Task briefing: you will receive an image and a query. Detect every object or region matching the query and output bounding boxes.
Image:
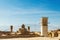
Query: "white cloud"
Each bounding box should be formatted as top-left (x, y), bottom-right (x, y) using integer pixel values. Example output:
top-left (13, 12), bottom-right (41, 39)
top-left (48, 24), bottom-right (60, 30)
top-left (12, 8), bottom-right (60, 15)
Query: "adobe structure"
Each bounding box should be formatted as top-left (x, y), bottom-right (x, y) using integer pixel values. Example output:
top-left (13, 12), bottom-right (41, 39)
top-left (40, 17), bottom-right (48, 37)
top-left (10, 25), bottom-right (13, 33)
top-left (17, 24), bottom-right (29, 35)
top-left (0, 17), bottom-right (60, 38)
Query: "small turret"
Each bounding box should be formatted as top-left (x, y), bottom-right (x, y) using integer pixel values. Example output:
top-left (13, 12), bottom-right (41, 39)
top-left (28, 26), bottom-right (30, 32)
top-left (10, 25), bottom-right (13, 32)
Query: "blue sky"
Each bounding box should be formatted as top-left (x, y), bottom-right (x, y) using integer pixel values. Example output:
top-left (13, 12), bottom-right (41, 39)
top-left (0, 0), bottom-right (60, 32)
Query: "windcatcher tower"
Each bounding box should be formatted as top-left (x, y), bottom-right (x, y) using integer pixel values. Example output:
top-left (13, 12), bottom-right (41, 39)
top-left (28, 26), bottom-right (30, 32)
top-left (10, 25), bottom-right (13, 32)
top-left (40, 17), bottom-right (48, 37)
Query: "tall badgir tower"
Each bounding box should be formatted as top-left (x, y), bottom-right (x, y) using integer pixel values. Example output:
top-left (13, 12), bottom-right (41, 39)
top-left (40, 17), bottom-right (48, 37)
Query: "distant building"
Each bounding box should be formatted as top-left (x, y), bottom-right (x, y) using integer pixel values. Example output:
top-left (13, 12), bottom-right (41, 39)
top-left (17, 24), bottom-right (30, 35)
top-left (0, 31), bottom-right (11, 36)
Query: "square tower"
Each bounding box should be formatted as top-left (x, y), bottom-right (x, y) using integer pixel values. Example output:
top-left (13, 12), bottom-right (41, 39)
top-left (40, 17), bottom-right (48, 37)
